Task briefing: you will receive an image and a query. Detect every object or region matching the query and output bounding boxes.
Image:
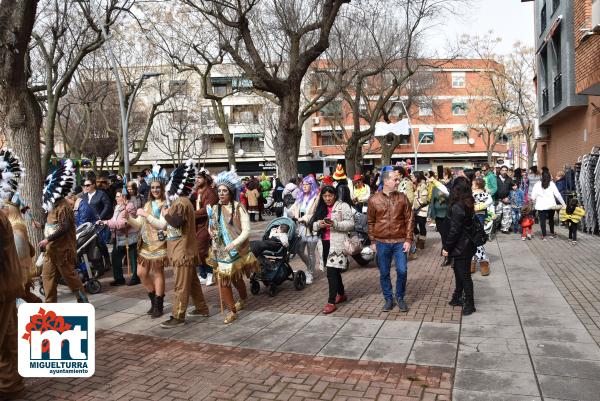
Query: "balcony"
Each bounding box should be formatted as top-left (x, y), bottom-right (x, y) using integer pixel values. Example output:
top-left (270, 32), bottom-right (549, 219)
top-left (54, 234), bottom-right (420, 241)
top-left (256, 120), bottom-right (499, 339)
top-left (553, 74), bottom-right (562, 107)
top-left (542, 88), bottom-right (549, 116)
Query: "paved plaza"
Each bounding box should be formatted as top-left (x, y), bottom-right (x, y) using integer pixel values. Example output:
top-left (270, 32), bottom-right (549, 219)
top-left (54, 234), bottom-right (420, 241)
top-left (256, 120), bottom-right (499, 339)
top-left (18, 220), bottom-right (600, 401)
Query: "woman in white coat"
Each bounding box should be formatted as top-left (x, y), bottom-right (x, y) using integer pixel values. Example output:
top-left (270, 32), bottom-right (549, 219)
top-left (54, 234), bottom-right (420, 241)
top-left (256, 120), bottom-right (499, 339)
top-left (531, 169), bottom-right (565, 240)
top-left (309, 186), bottom-right (354, 314)
top-left (287, 176), bottom-right (320, 284)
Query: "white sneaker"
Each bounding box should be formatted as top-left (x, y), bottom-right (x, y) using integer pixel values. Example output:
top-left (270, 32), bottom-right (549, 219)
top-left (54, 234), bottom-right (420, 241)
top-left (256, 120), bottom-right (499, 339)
top-left (205, 273), bottom-right (215, 286)
top-left (199, 275), bottom-right (207, 285)
top-left (305, 272), bottom-right (313, 285)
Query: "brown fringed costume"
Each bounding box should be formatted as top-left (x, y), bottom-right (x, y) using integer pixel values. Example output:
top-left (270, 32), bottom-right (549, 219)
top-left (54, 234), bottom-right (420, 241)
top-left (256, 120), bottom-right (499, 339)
top-left (164, 196), bottom-right (209, 320)
top-left (0, 212), bottom-right (25, 399)
top-left (192, 186), bottom-right (218, 265)
top-left (42, 198), bottom-right (85, 302)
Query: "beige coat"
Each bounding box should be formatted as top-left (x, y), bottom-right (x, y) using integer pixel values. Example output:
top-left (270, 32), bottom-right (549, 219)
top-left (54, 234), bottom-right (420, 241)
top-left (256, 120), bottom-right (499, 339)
top-left (288, 196), bottom-right (318, 238)
top-left (312, 201), bottom-right (354, 270)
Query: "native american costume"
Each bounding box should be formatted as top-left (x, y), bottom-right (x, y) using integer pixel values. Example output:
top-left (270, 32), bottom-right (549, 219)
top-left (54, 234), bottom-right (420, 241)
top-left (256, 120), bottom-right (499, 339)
top-left (0, 148), bottom-right (26, 398)
top-left (41, 159), bottom-right (87, 303)
top-left (207, 170), bottom-right (258, 323)
top-left (0, 149), bottom-right (41, 303)
top-left (157, 160), bottom-right (209, 326)
top-left (127, 164), bottom-right (168, 271)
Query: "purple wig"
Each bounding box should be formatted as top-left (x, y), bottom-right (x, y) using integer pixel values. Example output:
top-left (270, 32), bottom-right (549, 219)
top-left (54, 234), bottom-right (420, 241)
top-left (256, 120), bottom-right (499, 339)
top-left (296, 175), bottom-right (319, 204)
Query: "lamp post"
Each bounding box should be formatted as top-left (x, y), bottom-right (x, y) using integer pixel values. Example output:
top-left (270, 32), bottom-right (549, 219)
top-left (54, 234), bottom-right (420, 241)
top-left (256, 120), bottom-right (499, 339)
top-left (80, 1), bottom-right (160, 179)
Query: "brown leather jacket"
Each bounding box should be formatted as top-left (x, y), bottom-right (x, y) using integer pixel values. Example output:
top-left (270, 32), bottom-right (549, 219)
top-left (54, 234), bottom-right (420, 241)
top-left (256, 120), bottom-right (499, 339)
top-left (367, 190), bottom-right (414, 243)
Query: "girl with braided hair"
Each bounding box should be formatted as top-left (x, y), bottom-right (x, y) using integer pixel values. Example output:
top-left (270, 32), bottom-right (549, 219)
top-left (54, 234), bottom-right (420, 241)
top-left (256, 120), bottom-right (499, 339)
top-left (207, 170), bottom-right (259, 324)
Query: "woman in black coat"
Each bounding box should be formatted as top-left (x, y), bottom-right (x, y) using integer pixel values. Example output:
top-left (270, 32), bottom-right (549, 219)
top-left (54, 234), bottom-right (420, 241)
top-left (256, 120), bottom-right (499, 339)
top-left (442, 176), bottom-right (477, 315)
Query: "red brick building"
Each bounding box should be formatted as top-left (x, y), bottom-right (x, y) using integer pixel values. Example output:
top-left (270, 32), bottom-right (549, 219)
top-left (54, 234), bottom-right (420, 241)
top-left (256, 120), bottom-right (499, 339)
top-left (309, 59), bottom-right (508, 173)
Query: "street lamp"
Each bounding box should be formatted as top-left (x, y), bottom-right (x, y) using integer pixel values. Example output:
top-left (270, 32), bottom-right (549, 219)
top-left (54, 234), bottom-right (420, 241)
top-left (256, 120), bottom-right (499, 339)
top-left (123, 72), bottom-right (162, 179)
top-left (397, 100), bottom-right (420, 171)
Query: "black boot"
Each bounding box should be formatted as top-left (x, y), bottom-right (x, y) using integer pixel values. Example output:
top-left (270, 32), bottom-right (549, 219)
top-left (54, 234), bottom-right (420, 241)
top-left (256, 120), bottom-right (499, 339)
top-left (448, 292), bottom-right (463, 306)
top-left (462, 302), bottom-right (476, 315)
top-left (147, 292), bottom-right (156, 315)
top-left (152, 295), bottom-right (164, 318)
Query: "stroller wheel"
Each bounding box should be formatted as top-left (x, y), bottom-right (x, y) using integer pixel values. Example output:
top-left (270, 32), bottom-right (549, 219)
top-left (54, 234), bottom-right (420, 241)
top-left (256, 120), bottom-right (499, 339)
top-left (268, 285), bottom-right (277, 297)
top-left (85, 279), bottom-right (102, 294)
top-left (293, 271), bottom-right (306, 291)
top-left (39, 280), bottom-right (45, 297)
top-left (250, 280), bottom-right (260, 295)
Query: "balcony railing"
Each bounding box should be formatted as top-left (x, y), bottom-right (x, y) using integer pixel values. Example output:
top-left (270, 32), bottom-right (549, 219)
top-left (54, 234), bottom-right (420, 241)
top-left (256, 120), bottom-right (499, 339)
top-left (542, 88), bottom-right (549, 116)
top-left (553, 74), bottom-right (562, 107)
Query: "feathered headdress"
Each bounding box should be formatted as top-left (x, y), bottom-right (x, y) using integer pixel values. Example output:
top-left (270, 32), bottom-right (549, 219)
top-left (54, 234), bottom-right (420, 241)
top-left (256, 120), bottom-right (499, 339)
top-left (166, 159), bottom-right (197, 199)
top-left (42, 159), bottom-right (76, 211)
top-left (214, 169), bottom-right (241, 194)
top-left (144, 162), bottom-right (168, 185)
top-left (0, 148), bottom-right (25, 205)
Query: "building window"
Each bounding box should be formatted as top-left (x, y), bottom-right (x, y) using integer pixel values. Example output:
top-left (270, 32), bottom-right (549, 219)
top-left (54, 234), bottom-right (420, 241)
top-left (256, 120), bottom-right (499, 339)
top-left (172, 110), bottom-right (188, 124)
top-left (552, 0), bottom-right (560, 14)
top-left (498, 133), bottom-right (510, 144)
top-left (451, 72), bottom-right (466, 88)
top-left (541, 3), bottom-right (547, 33)
top-left (174, 137), bottom-right (186, 150)
top-left (234, 135), bottom-right (263, 153)
top-left (399, 135), bottom-right (410, 145)
top-left (231, 78), bottom-right (253, 90)
top-left (551, 28), bottom-right (562, 107)
top-left (201, 107), bottom-right (215, 125)
top-left (230, 105), bottom-right (261, 124)
top-left (452, 100), bottom-right (467, 116)
top-left (320, 100), bottom-right (343, 119)
top-left (418, 99), bottom-right (433, 116)
top-left (168, 80), bottom-right (188, 96)
top-left (318, 130), bottom-right (343, 146)
top-left (212, 84), bottom-right (228, 97)
top-left (452, 130), bottom-right (469, 144)
top-left (419, 131), bottom-right (434, 144)
top-left (132, 140), bottom-right (148, 153)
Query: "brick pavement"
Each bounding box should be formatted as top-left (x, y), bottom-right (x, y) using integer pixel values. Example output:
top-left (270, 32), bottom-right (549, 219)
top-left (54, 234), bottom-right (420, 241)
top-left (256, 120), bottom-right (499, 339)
top-left (90, 219), bottom-right (461, 324)
top-left (22, 330), bottom-right (453, 401)
top-left (525, 225), bottom-right (600, 345)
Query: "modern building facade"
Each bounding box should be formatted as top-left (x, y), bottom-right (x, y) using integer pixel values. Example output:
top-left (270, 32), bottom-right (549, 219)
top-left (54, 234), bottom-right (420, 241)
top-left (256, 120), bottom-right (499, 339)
top-left (309, 59), bottom-right (508, 173)
top-left (525, 0), bottom-right (600, 174)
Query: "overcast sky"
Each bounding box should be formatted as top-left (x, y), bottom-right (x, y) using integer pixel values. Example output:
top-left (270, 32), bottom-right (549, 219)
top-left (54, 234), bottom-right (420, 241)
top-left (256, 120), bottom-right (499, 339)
top-left (426, 0), bottom-right (535, 56)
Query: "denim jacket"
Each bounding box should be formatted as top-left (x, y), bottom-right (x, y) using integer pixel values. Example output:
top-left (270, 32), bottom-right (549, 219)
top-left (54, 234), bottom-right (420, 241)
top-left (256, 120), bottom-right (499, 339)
top-left (510, 189), bottom-right (525, 209)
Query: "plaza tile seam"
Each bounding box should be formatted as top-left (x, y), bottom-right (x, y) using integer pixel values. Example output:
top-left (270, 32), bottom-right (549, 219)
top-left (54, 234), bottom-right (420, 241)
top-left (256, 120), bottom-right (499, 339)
top-left (496, 239), bottom-right (546, 400)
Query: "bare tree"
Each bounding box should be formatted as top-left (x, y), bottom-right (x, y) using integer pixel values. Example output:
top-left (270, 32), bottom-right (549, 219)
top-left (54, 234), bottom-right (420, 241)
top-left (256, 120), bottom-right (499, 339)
top-left (181, 0), bottom-right (351, 181)
top-left (461, 33), bottom-right (528, 165)
top-left (151, 91), bottom-right (208, 166)
top-left (0, 0), bottom-right (44, 245)
top-left (29, 0), bottom-right (133, 176)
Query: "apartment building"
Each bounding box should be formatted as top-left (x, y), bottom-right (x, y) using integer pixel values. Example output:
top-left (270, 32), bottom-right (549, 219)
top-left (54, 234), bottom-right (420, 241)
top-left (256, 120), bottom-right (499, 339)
top-left (524, 0), bottom-right (600, 174)
top-left (309, 59), bottom-right (508, 172)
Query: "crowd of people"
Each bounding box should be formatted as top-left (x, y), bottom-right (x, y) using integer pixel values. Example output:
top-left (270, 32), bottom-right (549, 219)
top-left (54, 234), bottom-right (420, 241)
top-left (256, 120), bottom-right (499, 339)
top-left (0, 146), bottom-right (589, 399)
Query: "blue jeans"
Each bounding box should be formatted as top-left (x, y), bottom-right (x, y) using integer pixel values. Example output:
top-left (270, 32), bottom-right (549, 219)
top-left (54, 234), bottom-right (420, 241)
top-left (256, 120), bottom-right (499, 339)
top-left (197, 265), bottom-right (213, 279)
top-left (376, 241), bottom-right (408, 301)
top-left (511, 208), bottom-right (521, 232)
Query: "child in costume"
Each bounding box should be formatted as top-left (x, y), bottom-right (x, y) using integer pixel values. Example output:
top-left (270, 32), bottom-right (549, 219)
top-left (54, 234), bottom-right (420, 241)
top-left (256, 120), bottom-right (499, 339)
top-left (560, 198), bottom-right (585, 244)
top-left (520, 202), bottom-right (535, 240)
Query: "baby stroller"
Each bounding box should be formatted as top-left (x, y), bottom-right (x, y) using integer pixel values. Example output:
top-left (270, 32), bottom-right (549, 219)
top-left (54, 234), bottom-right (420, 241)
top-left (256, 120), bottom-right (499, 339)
top-left (39, 222), bottom-right (103, 296)
top-left (249, 217), bottom-right (306, 297)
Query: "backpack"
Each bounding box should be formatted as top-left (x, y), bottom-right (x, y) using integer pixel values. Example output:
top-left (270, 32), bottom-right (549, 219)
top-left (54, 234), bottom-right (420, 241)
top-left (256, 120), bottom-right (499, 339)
top-left (467, 214), bottom-right (487, 247)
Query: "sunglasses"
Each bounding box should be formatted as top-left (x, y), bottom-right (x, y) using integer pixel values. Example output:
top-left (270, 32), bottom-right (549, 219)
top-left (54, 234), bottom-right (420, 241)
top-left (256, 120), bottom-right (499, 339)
top-left (83, 184), bottom-right (92, 187)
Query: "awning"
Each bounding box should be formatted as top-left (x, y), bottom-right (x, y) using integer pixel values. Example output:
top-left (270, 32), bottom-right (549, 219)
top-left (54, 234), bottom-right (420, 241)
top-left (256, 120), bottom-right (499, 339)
top-left (210, 77), bottom-right (230, 84)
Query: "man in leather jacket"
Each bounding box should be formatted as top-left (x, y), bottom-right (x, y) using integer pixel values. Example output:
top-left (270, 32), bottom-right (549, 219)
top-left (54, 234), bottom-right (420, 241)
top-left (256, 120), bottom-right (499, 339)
top-left (367, 169), bottom-right (414, 313)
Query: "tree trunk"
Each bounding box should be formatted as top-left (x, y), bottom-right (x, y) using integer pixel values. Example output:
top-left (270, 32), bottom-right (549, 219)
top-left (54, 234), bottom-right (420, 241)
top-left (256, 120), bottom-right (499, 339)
top-left (487, 148), bottom-right (493, 165)
top-left (345, 135), bottom-right (364, 178)
top-left (0, 0), bottom-right (43, 249)
top-left (379, 136), bottom-right (402, 167)
top-left (275, 92), bottom-right (302, 182)
top-left (213, 100), bottom-right (236, 169)
top-left (3, 89), bottom-right (45, 249)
